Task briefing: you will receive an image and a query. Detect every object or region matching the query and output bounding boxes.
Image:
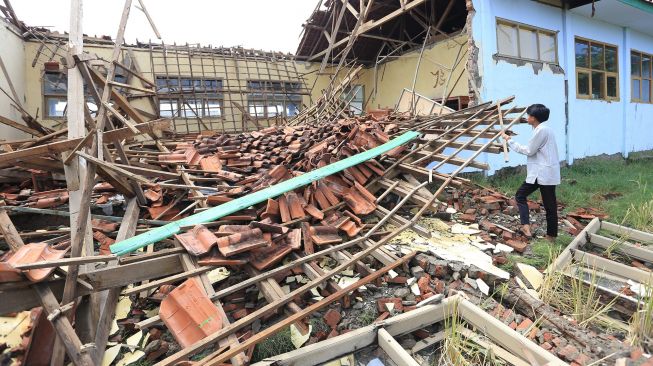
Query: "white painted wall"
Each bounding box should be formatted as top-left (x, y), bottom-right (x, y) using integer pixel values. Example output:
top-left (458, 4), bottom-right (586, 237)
top-left (472, 0), bottom-right (567, 175)
top-left (0, 18), bottom-right (27, 141)
top-left (564, 12), bottom-right (626, 161)
top-left (625, 29), bottom-right (653, 155)
top-left (470, 0), bottom-right (653, 175)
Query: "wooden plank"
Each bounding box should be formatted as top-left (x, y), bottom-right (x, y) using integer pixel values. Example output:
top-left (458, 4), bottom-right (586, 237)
top-left (92, 198), bottom-right (140, 364)
top-left (0, 206), bottom-right (25, 251)
top-left (0, 114), bottom-right (43, 136)
top-left (458, 328), bottom-right (530, 366)
top-left (32, 283), bottom-right (94, 366)
top-left (0, 279), bottom-right (91, 315)
top-left (589, 233), bottom-right (653, 264)
top-left (13, 255), bottom-right (117, 270)
top-left (601, 221), bottom-right (653, 244)
top-left (193, 253), bottom-right (415, 366)
top-left (0, 120), bottom-right (170, 165)
top-left (457, 299), bottom-right (566, 365)
top-left (378, 328), bottom-right (420, 366)
top-left (573, 250), bottom-right (653, 284)
top-left (121, 266), bottom-right (215, 295)
top-left (136, 0), bottom-right (162, 39)
top-left (308, 0), bottom-right (427, 61)
top-left (547, 217), bottom-right (600, 273)
top-left (85, 254), bottom-right (183, 291)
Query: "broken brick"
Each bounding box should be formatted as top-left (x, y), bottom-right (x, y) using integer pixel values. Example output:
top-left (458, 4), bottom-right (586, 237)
top-left (324, 309), bottom-right (341, 329)
top-left (459, 213), bottom-right (477, 222)
top-left (557, 345), bottom-right (580, 362)
top-left (573, 353), bottom-right (592, 365)
top-left (506, 239), bottom-right (528, 253)
top-left (516, 318), bottom-right (533, 332)
top-left (377, 298), bottom-right (403, 313)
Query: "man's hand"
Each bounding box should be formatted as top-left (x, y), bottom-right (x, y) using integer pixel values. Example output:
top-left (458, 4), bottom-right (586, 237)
top-left (501, 131), bottom-right (511, 141)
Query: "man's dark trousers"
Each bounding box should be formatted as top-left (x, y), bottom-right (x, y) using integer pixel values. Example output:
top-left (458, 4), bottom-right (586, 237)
top-left (515, 179), bottom-right (558, 237)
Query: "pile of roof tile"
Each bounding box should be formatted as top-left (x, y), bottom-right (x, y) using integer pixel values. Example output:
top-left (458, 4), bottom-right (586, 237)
top-left (153, 120), bottom-right (406, 270)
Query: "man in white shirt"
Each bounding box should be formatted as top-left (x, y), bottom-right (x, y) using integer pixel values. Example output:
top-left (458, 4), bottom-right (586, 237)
top-left (501, 104), bottom-right (560, 241)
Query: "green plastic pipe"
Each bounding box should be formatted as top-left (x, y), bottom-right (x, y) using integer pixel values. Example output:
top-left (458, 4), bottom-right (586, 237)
top-left (110, 130), bottom-right (419, 256)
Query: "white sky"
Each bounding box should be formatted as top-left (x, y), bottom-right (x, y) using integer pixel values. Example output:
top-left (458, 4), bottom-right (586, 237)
top-left (10, 0), bottom-right (320, 53)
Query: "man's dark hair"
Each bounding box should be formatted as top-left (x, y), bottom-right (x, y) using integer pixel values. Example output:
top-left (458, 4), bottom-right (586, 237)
top-left (526, 104), bottom-right (550, 123)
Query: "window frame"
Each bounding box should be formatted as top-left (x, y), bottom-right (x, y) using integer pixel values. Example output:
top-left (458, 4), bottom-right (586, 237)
top-left (341, 85), bottom-right (365, 116)
top-left (631, 49), bottom-right (652, 104)
top-left (43, 72), bottom-right (68, 119)
top-left (43, 71), bottom-right (128, 119)
top-left (246, 80), bottom-right (303, 119)
top-left (495, 18), bottom-right (559, 64)
top-left (155, 75), bottom-right (224, 119)
top-left (574, 37), bottom-right (619, 101)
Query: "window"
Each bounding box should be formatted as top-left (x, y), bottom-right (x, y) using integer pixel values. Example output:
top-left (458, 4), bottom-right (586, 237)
top-left (632, 50), bottom-right (652, 103)
top-left (496, 19), bottom-right (558, 63)
top-left (43, 71), bottom-right (125, 118)
top-left (246, 80), bottom-right (303, 119)
top-left (341, 85), bottom-right (364, 116)
top-left (156, 76), bottom-right (223, 118)
top-left (575, 38), bottom-right (618, 100)
top-left (43, 72), bottom-right (68, 118)
top-left (155, 76), bottom-right (223, 94)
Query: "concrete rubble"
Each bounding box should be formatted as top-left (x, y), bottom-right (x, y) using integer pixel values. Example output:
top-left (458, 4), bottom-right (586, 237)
top-left (0, 1), bottom-right (652, 366)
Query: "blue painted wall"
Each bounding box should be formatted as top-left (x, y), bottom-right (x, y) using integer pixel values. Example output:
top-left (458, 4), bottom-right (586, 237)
top-left (470, 0), bottom-right (653, 175)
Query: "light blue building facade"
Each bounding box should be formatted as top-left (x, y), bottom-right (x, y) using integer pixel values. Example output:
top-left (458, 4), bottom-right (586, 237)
top-left (470, 0), bottom-right (653, 173)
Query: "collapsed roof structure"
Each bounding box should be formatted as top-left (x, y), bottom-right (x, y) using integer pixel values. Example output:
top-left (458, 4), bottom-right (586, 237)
top-left (0, 0), bottom-right (652, 365)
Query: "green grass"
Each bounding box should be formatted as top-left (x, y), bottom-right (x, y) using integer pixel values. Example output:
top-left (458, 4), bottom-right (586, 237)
top-left (475, 153), bottom-right (653, 270)
top-left (250, 327), bottom-right (295, 363)
top-left (474, 154), bottom-right (653, 224)
top-left (498, 234), bottom-right (570, 272)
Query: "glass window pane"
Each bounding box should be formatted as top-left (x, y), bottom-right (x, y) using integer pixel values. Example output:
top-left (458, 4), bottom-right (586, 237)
top-left (159, 99), bottom-right (177, 117)
top-left (44, 73), bottom-right (67, 94)
top-left (633, 79), bottom-right (641, 100)
top-left (591, 44), bottom-right (604, 70)
top-left (204, 100), bottom-right (221, 117)
top-left (497, 23), bottom-right (518, 57)
top-left (631, 52), bottom-right (642, 77)
top-left (539, 32), bottom-right (556, 62)
top-left (578, 72), bottom-right (590, 95)
top-left (606, 75), bottom-right (617, 98)
top-left (46, 97), bottom-right (67, 117)
top-left (86, 101), bottom-right (98, 116)
top-left (114, 75), bottom-right (128, 84)
top-left (248, 103), bottom-right (265, 118)
top-left (591, 71), bottom-right (604, 99)
top-left (349, 102), bottom-right (363, 115)
top-left (286, 102), bottom-right (300, 117)
top-left (519, 28), bottom-right (538, 60)
top-left (575, 40), bottom-right (589, 68)
top-left (643, 80), bottom-right (651, 103)
top-left (643, 55), bottom-right (651, 78)
top-left (267, 103), bottom-right (283, 117)
top-left (181, 100), bottom-right (200, 117)
top-left (181, 78), bottom-right (193, 91)
top-left (605, 47), bottom-right (617, 72)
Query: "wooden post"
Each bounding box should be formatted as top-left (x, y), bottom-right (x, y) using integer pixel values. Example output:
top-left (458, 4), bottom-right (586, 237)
top-left (497, 104), bottom-right (509, 162)
top-left (91, 198), bottom-right (140, 365)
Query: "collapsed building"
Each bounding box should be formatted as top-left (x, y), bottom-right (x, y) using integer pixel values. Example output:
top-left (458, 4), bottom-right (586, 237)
top-left (0, 0), bottom-right (652, 365)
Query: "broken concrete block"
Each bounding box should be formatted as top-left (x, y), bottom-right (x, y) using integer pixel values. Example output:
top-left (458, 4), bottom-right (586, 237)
top-left (410, 265), bottom-right (425, 278)
top-left (476, 278), bottom-right (489, 295)
top-left (516, 263), bottom-right (544, 290)
top-left (394, 287), bottom-right (411, 298)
